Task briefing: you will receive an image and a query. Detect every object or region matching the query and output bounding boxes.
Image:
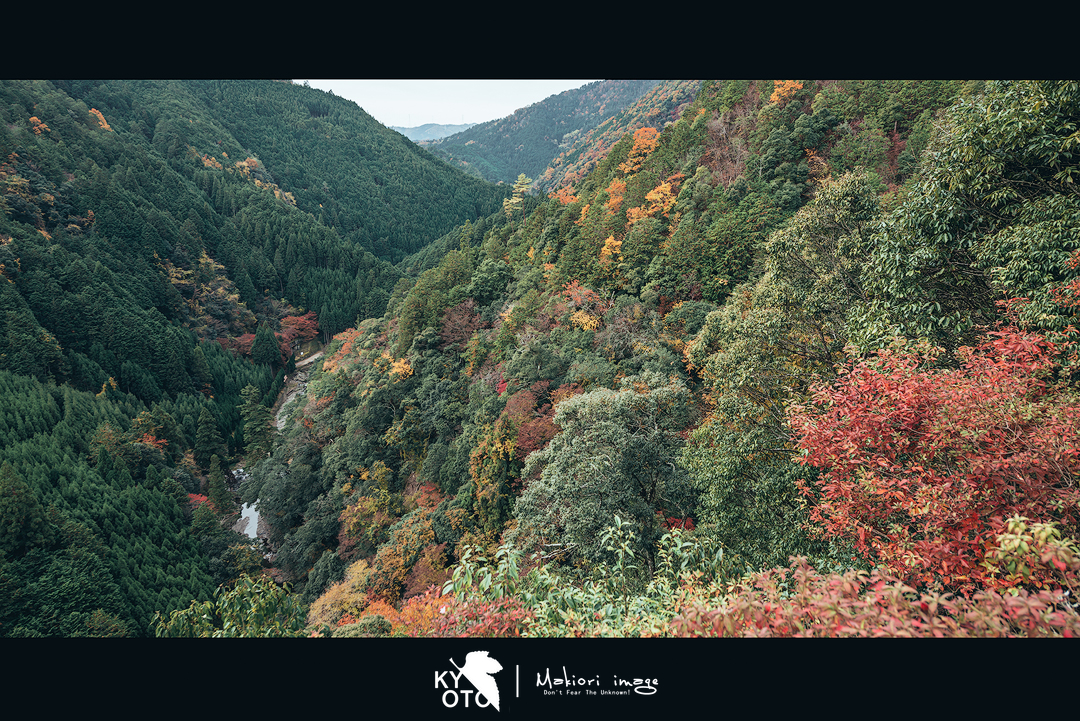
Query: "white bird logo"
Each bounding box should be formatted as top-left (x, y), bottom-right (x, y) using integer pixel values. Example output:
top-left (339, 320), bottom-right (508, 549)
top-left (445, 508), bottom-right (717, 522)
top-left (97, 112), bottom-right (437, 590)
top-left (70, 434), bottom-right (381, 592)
top-left (451, 651), bottom-right (503, 711)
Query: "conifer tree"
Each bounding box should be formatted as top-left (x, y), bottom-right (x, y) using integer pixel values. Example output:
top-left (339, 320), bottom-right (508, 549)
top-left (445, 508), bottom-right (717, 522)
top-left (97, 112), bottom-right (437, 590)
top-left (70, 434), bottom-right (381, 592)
top-left (250, 323), bottom-right (279, 368)
top-left (192, 346), bottom-right (214, 395)
top-left (207, 455), bottom-right (236, 516)
top-left (195, 407), bottom-right (227, 471)
top-left (503, 173), bottom-right (532, 221)
top-left (240, 384), bottom-right (275, 460)
top-left (0, 463), bottom-right (52, 559)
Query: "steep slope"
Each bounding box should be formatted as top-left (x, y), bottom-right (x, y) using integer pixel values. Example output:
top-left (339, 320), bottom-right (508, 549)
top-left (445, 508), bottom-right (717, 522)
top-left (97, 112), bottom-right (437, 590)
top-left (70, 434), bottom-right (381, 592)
top-left (272, 80), bottom-right (1051, 636)
top-left (535, 80), bottom-right (703, 192)
top-left (0, 77), bottom-right (513, 636)
top-left (107, 80), bottom-right (509, 264)
top-left (423, 80), bottom-right (659, 185)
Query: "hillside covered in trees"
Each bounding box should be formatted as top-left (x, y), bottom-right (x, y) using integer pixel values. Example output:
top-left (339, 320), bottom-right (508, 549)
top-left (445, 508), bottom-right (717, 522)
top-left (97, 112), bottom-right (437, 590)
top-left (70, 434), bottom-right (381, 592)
top-left (192, 79), bottom-right (1080, 638)
top-left (5, 79), bottom-right (1080, 639)
top-left (0, 78), bottom-right (507, 636)
top-left (423, 80), bottom-right (660, 185)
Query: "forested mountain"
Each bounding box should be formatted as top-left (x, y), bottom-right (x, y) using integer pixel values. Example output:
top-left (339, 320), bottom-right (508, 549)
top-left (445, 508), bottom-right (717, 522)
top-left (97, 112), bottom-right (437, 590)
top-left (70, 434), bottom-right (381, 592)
top-left (535, 80), bottom-right (703, 192)
top-left (0, 78), bottom-right (508, 636)
top-left (215, 79), bottom-right (1080, 638)
top-left (6, 79), bottom-right (1080, 639)
top-left (423, 80), bottom-right (660, 185)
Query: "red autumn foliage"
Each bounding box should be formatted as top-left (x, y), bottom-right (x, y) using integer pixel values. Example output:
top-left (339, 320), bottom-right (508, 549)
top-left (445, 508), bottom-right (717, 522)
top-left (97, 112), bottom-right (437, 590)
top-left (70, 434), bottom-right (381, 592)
top-left (502, 386), bottom-right (559, 462)
top-left (671, 557), bottom-right (1080, 637)
top-left (789, 327), bottom-right (1080, 595)
top-left (279, 311), bottom-right (320, 345)
top-left (425, 595), bottom-right (535, 638)
top-left (188, 493), bottom-right (215, 512)
top-left (659, 513), bottom-right (696, 531)
top-left (439, 299), bottom-right (481, 352)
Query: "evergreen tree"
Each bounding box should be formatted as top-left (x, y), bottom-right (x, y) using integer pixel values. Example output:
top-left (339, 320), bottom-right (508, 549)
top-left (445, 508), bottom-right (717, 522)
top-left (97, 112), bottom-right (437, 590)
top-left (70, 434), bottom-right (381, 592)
top-left (0, 463), bottom-right (53, 559)
top-left (250, 323), bottom-right (279, 368)
top-left (207, 455), bottom-right (236, 516)
top-left (192, 346), bottom-right (214, 395)
top-left (240, 384), bottom-right (275, 460)
top-left (195, 407), bottom-right (227, 471)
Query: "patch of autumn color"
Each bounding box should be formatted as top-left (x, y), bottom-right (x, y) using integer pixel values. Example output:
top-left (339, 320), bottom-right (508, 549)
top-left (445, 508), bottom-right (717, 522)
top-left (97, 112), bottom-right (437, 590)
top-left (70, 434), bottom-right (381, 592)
top-left (395, 586), bottom-right (453, 636)
top-left (29, 117), bottom-right (49, 135)
top-left (306, 559), bottom-right (373, 628)
top-left (806, 148), bottom-right (831, 184)
top-left (89, 108), bottom-right (112, 131)
top-left (135, 432), bottom-right (168, 452)
top-left (358, 598), bottom-right (400, 627)
top-left (628, 179), bottom-right (679, 224)
top-left (599, 235), bottom-right (622, 264)
top-left (789, 327), bottom-right (1080, 596)
top-left (321, 328), bottom-right (361, 374)
top-left (576, 203), bottom-right (590, 225)
top-left (201, 154), bottom-right (223, 169)
top-left (770, 80), bottom-right (804, 107)
top-left (562, 279), bottom-right (601, 307)
top-left (570, 309), bottom-right (600, 331)
top-left (604, 178), bottom-right (626, 214)
top-left (236, 157), bottom-right (260, 174)
top-left (389, 356), bottom-right (413, 381)
top-left (188, 493), bottom-right (211, 510)
top-left (549, 186), bottom-right (578, 205)
top-left (618, 127), bottom-right (661, 175)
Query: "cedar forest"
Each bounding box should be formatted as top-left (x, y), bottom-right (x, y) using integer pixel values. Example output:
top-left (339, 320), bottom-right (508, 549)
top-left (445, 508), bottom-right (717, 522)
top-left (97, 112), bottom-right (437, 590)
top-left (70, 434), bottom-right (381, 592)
top-left (1, 79), bottom-right (1078, 638)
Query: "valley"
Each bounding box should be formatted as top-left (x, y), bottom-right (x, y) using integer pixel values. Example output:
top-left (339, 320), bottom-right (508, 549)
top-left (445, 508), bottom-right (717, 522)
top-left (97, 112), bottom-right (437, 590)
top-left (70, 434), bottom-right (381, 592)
top-left (2, 79), bottom-right (1078, 639)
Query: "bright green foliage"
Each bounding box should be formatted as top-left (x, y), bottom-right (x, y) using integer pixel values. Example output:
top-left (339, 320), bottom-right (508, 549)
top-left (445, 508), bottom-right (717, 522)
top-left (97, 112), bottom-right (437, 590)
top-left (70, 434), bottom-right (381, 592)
top-left (853, 80), bottom-right (1080, 354)
top-left (154, 574), bottom-right (307, 637)
top-left (443, 527), bottom-right (731, 637)
top-left (513, 371), bottom-right (695, 573)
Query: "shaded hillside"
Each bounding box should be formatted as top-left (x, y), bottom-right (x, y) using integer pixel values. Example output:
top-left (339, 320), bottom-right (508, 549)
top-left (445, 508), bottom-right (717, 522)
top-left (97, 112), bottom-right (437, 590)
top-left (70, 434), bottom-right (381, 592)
top-left (424, 80), bottom-right (659, 185)
top-left (168, 80), bottom-right (509, 263)
top-left (0, 77), bottom-right (510, 636)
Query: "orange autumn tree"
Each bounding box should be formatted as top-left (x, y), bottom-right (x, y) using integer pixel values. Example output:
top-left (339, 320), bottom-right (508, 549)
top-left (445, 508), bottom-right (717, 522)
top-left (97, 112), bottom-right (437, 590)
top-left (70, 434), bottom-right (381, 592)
top-left (604, 178), bottom-right (626, 214)
top-left (89, 108), bottom-right (112, 131)
top-left (626, 176), bottom-right (681, 224)
top-left (618, 127), bottom-right (660, 175)
top-left (770, 80), bottom-right (804, 107)
top-left (548, 186), bottom-right (578, 205)
top-left (599, 235), bottom-right (622, 264)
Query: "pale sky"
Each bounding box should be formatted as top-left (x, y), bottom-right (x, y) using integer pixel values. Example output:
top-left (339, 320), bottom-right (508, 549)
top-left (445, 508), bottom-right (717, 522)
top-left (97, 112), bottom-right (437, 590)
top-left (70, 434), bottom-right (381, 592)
top-left (296, 80), bottom-right (602, 129)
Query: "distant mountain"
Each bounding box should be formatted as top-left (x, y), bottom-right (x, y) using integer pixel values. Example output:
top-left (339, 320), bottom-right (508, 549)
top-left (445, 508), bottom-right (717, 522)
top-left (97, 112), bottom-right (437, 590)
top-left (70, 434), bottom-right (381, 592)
top-left (392, 123), bottom-right (476, 142)
top-left (423, 80), bottom-right (659, 185)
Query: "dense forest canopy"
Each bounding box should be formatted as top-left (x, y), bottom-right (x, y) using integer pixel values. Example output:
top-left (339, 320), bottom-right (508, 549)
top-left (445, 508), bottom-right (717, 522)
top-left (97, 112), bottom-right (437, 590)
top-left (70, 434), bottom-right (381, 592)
top-left (3, 79), bottom-right (1079, 638)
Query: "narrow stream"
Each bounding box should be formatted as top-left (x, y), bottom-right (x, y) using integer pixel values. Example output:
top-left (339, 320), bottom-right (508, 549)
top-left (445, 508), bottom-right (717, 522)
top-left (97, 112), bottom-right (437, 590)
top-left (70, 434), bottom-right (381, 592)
top-left (231, 466), bottom-right (259, 539)
top-left (237, 502), bottom-right (260, 539)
